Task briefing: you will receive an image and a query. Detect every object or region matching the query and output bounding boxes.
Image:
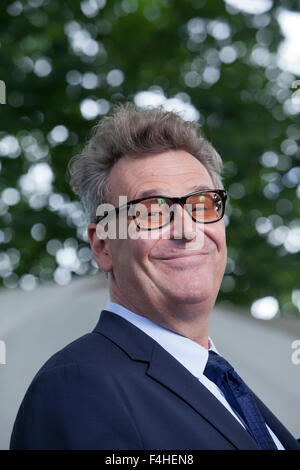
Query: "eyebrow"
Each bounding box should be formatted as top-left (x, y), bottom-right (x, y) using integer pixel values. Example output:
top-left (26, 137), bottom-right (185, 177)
top-left (135, 185), bottom-right (213, 199)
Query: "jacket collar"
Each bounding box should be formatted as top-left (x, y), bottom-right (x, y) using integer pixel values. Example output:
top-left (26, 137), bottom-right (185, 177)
top-left (93, 309), bottom-right (155, 361)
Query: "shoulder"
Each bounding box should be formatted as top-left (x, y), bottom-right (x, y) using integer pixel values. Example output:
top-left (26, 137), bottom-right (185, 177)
top-left (24, 325), bottom-right (138, 401)
top-left (11, 331), bottom-right (135, 435)
top-left (34, 328), bottom-right (128, 377)
top-left (10, 330), bottom-right (143, 449)
top-left (10, 316), bottom-right (147, 449)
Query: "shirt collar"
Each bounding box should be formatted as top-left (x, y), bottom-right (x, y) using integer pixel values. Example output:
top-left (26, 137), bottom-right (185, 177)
top-left (105, 301), bottom-right (219, 379)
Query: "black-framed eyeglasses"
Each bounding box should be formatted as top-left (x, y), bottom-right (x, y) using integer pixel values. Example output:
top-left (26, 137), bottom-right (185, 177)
top-left (95, 189), bottom-right (227, 231)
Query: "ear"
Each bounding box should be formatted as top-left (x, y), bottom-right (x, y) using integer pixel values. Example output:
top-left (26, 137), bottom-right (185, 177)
top-left (87, 223), bottom-right (113, 273)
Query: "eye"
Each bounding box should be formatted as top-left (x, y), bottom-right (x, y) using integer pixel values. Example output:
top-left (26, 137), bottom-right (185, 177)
top-left (156, 198), bottom-right (167, 206)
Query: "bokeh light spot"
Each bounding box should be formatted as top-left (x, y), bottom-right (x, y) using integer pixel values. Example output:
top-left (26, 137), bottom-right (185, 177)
top-left (251, 296), bottom-right (279, 320)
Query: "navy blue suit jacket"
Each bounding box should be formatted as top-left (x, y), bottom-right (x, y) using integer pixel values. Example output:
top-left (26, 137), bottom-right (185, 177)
top-left (10, 310), bottom-right (300, 450)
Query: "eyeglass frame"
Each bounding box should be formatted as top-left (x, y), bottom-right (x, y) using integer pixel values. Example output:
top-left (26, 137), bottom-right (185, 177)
top-left (95, 189), bottom-right (227, 231)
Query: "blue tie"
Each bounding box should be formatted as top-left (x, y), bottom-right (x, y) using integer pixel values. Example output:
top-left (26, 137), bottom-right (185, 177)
top-left (203, 350), bottom-right (277, 450)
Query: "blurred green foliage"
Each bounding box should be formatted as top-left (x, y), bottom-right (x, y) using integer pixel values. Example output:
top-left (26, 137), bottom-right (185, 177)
top-left (0, 0), bottom-right (299, 316)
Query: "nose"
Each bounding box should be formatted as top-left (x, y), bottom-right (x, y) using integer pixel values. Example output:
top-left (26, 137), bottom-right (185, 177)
top-left (171, 203), bottom-right (198, 241)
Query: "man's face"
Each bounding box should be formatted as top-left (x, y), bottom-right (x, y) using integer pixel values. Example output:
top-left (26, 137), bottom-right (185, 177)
top-left (97, 149), bottom-right (227, 316)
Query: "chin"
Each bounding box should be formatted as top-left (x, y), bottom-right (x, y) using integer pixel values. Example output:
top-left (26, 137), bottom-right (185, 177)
top-left (161, 273), bottom-right (220, 305)
top-left (163, 287), bottom-right (212, 305)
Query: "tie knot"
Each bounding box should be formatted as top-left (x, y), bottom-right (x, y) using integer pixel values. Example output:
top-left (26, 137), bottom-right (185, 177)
top-left (203, 350), bottom-right (235, 386)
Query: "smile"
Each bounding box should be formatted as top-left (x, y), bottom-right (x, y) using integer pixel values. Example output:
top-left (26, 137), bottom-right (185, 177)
top-left (155, 251), bottom-right (211, 261)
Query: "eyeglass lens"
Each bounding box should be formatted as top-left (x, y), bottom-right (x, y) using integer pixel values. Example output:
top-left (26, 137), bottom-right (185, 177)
top-left (131, 192), bottom-right (223, 229)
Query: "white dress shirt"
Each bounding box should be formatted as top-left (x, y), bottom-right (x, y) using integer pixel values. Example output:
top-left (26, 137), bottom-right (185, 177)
top-left (105, 301), bottom-right (284, 450)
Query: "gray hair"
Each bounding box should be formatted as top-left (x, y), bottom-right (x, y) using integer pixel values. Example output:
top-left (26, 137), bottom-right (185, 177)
top-left (68, 102), bottom-right (224, 223)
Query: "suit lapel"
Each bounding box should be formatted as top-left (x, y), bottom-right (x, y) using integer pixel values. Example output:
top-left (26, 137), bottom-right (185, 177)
top-left (94, 311), bottom-right (259, 450)
top-left (147, 342), bottom-right (259, 450)
top-left (254, 393), bottom-right (300, 450)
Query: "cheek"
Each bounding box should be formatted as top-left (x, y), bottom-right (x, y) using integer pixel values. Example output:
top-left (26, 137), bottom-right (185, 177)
top-left (216, 240), bottom-right (227, 279)
top-left (204, 227), bottom-right (227, 278)
top-left (111, 237), bottom-right (156, 274)
top-left (206, 223), bottom-right (226, 255)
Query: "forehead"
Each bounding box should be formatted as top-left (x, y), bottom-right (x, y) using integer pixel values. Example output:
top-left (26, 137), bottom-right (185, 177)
top-left (108, 150), bottom-right (214, 203)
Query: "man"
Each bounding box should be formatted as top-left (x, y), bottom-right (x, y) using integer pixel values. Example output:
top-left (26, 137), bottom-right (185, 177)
top-left (10, 103), bottom-right (300, 450)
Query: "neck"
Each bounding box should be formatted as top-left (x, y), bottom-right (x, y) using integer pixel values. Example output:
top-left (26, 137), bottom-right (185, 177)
top-left (109, 283), bottom-right (211, 349)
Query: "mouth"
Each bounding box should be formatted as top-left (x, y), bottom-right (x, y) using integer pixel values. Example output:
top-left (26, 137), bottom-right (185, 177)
top-left (154, 251), bottom-right (210, 261)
